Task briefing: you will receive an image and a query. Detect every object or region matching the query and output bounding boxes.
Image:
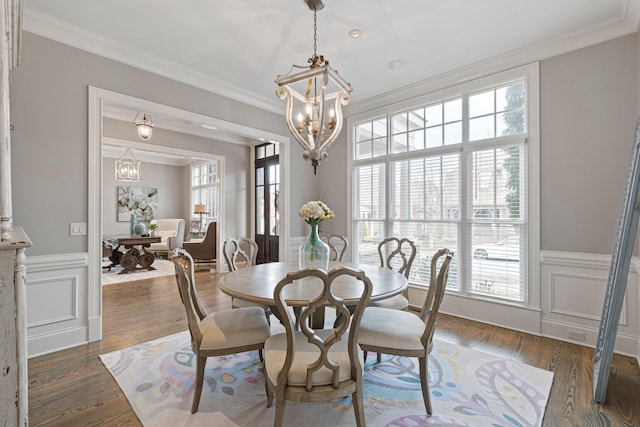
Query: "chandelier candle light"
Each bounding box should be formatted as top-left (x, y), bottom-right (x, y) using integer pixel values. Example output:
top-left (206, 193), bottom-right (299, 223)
top-left (298, 200), bottom-right (334, 271)
top-left (275, 0), bottom-right (352, 175)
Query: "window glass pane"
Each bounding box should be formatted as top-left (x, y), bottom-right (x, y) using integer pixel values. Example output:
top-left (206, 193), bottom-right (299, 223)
top-left (502, 145), bottom-right (524, 219)
top-left (354, 164), bottom-right (385, 221)
top-left (498, 107), bottom-right (526, 136)
top-left (425, 126), bottom-right (442, 148)
top-left (373, 137), bottom-right (387, 157)
top-left (469, 116), bottom-right (495, 141)
top-left (356, 122), bottom-right (372, 142)
top-left (266, 144), bottom-right (274, 157)
top-left (396, 222), bottom-right (459, 289)
top-left (354, 220), bottom-right (384, 264)
top-left (408, 129), bottom-right (424, 151)
top-left (256, 166), bottom-right (264, 186)
top-left (274, 143), bottom-right (280, 155)
top-left (496, 81), bottom-right (525, 112)
top-left (408, 108), bottom-right (424, 131)
top-left (373, 118), bottom-right (387, 138)
top-left (256, 188), bottom-right (265, 234)
top-left (425, 104), bottom-right (442, 126)
top-left (356, 141), bottom-right (371, 159)
top-left (444, 99), bottom-right (462, 122)
top-left (392, 112), bottom-right (407, 134)
top-left (257, 145), bottom-right (265, 159)
top-left (444, 122), bottom-right (462, 145)
top-left (469, 91), bottom-right (494, 118)
top-left (392, 133), bottom-right (407, 153)
top-left (471, 224), bottom-right (523, 301)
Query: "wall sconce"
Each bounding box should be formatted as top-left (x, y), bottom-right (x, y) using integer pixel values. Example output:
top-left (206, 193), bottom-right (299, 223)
top-left (134, 112), bottom-right (153, 140)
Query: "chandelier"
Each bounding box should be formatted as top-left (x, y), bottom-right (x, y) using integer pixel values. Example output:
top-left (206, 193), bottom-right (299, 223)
top-left (115, 147), bottom-right (141, 182)
top-left (134, 112), bottom-right (153, 140)
top-left (275, 0), bottom-right (352, 174)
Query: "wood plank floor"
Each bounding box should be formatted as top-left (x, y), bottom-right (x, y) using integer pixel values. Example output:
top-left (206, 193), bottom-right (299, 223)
top-left (28, 271), bottom-right (640, 426)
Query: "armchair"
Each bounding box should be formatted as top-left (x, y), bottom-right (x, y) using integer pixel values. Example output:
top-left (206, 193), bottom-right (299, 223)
top-left (147, 219), bottom-right (185, 256)
top-left (183, 221), bottom-right (217, 262)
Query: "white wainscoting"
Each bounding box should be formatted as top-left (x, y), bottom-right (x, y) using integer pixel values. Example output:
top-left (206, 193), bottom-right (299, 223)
top-left (540, 251), bottom-right (639, 357)
top-left (26, 252), bottom-right (89, 357)
top-left (407, 250), bottom-right (639, 358)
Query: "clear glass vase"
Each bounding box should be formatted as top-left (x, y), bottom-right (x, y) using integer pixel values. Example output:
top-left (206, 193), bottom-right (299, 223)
top-left (298, 223), bottom-right (330, 271)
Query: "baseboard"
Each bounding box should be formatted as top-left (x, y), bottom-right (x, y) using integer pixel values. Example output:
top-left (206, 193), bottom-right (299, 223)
top-left (28, 326), bottom-right (89, 358)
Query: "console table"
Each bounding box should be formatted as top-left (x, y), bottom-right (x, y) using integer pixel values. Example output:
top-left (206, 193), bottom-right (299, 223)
top-left (104, 235), bottom-right (161, 274)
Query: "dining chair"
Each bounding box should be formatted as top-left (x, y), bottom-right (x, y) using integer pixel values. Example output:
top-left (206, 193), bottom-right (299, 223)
top-left (264, 266), bottom-right (373, 427)
top-left (358, 248), bottom-right (453, 416)
top-left (170, 248), bottom-right (271, 414)
top-left (321, 234), bottom-right (348, 261)
top-left (223, 238), bottom-right (272, 317)
top-left (367, 236), bottom-right (417, 311)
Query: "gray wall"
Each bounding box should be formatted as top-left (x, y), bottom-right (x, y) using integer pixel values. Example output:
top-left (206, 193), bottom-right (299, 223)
top-left (540, 34), bottom-right (638, 254)
top-left (318, 34), bottom-right (639, 258)
top-left (9, 32), bottom-right (315, 256)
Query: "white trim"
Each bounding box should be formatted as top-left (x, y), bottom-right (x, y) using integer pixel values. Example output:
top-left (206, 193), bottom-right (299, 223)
top-left (88, 87), bottom-right (291, 342)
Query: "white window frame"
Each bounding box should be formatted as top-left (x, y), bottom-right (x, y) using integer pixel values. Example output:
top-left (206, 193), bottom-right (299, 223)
top-left (190, 160), bottom-right (220, 224)
top-left (347, 63), bottom-right (540, 310)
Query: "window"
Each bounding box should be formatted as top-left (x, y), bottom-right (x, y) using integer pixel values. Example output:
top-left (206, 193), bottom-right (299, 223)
top-left (351, 74), bottom-right (532, 304)
top-left (191, 160), bottom-right (219, 223)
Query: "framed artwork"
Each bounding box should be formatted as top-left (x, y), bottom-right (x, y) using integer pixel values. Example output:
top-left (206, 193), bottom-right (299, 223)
top-left (117, 186), bottom-right (158, 222)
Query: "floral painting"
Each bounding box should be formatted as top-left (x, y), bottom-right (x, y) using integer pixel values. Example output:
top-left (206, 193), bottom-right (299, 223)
top-left (117, 186), bottom-right (158, 222)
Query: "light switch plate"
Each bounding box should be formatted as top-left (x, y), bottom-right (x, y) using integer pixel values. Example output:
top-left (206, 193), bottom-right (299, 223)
top-left (70, 222), bottom-right (86, 236)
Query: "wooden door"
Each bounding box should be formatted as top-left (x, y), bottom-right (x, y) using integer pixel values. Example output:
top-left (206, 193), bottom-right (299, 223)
top-left (255, 143), bottom-right (279, 263)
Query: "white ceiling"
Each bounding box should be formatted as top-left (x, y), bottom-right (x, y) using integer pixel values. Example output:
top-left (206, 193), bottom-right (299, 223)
top-left (23, 0), bottom-right (640, 114)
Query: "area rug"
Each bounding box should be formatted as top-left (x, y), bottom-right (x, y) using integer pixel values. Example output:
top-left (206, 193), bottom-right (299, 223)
top-left (101, 259), bottom-right (175, 285)
top-left (100, 330), bottom-right (554, 427)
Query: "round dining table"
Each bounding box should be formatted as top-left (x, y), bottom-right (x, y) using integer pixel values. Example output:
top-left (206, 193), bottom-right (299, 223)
top-left (218, 261), bottom-right (408, 329)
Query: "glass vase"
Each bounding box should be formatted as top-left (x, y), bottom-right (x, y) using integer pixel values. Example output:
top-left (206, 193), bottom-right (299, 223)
top-left (298, 223), bottom-right (330, 271)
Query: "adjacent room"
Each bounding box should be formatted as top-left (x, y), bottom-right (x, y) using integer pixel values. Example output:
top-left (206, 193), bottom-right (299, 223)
top-left (2, 0), bottom-right (640, 426)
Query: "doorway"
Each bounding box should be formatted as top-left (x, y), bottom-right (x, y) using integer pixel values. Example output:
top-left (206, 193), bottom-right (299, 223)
top-left (88, 87), bottom-right (291, 343)
top-left (255, 143), bottom-right (279, 263)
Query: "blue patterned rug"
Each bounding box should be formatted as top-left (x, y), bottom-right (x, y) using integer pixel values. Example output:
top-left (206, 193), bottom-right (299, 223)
top-left (100, 331), bottom-right (553, 426)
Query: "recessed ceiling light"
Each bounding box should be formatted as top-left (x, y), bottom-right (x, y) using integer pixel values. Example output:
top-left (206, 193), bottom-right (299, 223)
top-left (201, 124), bottom-right (218, 131)
top-left (349, 29), bottom-right (362, 39)
top-left (387, 59), bottom-right (406, 70)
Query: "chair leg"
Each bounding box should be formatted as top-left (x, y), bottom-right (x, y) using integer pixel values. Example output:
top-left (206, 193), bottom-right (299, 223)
top-left (191, 355), bottom-right (207, 414)
top-left (274, 391), bottom-right (287, 427)
top-left (352, 389), bottom-right (366, 427)
top-left (376, 352), bottom-right (382, 363)
top-left (265, 379), bottom-right (273, 408)
top-left (259, 348), bottom-right (264, 362)
top-left (418, 356), bottom-right (432, 415)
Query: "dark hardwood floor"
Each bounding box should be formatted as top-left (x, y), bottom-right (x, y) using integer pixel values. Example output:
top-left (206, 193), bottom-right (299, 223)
top-left (28, 271), bottom-right (640, 426)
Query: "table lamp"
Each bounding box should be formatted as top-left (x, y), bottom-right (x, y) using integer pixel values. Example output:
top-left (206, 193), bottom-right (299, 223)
top-left (193, 204), bottom-right (209, 232)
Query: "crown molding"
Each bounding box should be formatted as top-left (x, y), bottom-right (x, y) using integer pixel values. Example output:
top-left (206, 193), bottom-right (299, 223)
top-left (22, 8), bottom-right (283, 115)
top-left (346, 1), bottom-right (640, 116)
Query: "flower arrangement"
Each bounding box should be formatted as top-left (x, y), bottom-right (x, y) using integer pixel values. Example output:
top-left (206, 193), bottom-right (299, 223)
top-left (298, 200), bottom-right (335, 225)
top-left (298, 201), bottom-right (334, 267)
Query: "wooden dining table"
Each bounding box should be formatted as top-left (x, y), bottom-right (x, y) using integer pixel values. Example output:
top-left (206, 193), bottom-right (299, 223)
top-left (218, 261), bottom-right (408, 329)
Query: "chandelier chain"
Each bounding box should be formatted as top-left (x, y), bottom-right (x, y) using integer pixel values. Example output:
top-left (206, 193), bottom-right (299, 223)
top-left (313, 9), bottom-right (317, 57)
